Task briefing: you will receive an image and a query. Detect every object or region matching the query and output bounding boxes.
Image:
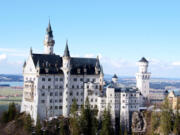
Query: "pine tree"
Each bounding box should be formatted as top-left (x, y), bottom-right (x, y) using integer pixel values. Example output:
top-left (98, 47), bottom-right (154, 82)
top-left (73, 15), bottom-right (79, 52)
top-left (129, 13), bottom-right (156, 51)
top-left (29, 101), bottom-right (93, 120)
top-left (24, 114), bottom-right (33, 133)
top-left (35, 118), bottom-right (42, 135)
top-left (99, 108), bottom-right (114, 135)
top-left (79, 97), bottom-right (98, 135)
top-left (160, 97), bottom-right (173, 135)
top-left (70, 99), bottom-right (80, 135)
top-left (173, 99), bottom-right (180, 135)
top-left (151, 111), bottom-right (160, 134)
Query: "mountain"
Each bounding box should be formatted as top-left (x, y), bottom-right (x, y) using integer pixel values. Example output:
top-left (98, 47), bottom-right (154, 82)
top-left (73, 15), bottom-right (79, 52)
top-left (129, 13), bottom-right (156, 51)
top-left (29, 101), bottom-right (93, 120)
top-left (0, 74), bottom-right (23, 82)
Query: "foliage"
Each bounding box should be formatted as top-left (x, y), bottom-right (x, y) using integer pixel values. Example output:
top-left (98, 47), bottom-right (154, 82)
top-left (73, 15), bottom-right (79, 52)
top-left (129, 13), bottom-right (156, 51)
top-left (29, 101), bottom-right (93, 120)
top-left (173, 100), bottom-right (180, 135)
top-left (24, 114), bottom-right (33, 133)
top-left (79, 97), bottom-right (98, 135)
top-left (151, 111), bottom-right (160, 133)
top-left (99, 108), bottom-right (114, 135)
top-left (1, 102), bottom-right (17, 123)
top-left (160, 98), bottom-right (173, 135)
top-left (35, 118), bottom-right (42, 135)
top-left (70, 99), bottom-right (80, 135)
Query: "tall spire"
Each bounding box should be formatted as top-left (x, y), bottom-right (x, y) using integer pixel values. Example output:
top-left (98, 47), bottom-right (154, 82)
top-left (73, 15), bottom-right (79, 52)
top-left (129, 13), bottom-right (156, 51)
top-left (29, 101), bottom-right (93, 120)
top-left (30, 47), bottom-right (33, 55)
top-left (63, 40), bottom-right (70, 57)
top-left (44, 20), bottom-right (55, 54)
top-left (95, 56), bottom-right (100, 68)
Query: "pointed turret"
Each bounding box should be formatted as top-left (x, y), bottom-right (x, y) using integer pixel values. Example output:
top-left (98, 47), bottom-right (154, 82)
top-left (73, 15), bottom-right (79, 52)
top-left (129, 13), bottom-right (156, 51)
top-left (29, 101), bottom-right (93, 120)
top-left (36, 60), bottom-right (40, 69)
top-left (95, 56), bottom-right (100, 68)
top-left (30, 47), bottom-right (33, 55)
top-left (63, 40), bottom-right (70, 57)
top-left (46, 20), bottom-right (53, 38)
top-left (139, 57), bottom-right (148, 63)
top-left (44, 20), bottom-right (55, 54)
top-left (112, 74), bottom-right (118, 83)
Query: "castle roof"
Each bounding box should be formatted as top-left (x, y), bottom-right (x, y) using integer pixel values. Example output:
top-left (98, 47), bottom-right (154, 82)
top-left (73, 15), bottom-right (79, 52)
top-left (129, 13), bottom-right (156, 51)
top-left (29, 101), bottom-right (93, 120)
top-left (139, 57), bottom-right (148, 63)
top-left (31, 53), bottom-right (100, 75)
top-left (112, 74), bottom-right (118, 78)
top-left (63, 41), bottom-right (70, 57)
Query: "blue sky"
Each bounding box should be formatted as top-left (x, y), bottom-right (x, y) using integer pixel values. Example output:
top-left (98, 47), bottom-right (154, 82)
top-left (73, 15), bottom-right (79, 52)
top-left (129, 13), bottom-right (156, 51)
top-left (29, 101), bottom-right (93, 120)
top-left (0, 0), bottom-right (180, 78)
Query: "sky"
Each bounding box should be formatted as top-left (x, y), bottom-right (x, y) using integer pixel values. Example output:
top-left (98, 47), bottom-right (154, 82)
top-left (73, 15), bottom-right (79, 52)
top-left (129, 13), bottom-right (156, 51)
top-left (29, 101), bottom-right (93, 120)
top-left (0, 0), bottom-right (180, 78)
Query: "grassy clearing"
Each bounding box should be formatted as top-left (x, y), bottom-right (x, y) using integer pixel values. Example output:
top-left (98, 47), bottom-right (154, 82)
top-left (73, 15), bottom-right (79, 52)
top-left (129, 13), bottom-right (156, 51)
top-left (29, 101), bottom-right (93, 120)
top-left (0, 87), bottom-right (22, 114)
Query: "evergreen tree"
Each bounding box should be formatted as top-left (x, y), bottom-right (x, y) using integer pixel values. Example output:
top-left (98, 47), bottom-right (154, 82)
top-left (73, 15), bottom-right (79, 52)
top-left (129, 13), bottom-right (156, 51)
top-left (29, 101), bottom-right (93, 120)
top-left (59, 119), bottom-right (69, 135)
top-left (99, 108), bottom-right (114, 135)
top-left (8, 102), bottom-right (17, 121)
top-left (24, 114), bottom-right (33, 133)
top-left (151, 111), bottom-right (159, 134)
top-left (160, 98), bottom-right (173, 135)
top-left (124, 128), bottom-right (128, 135)
top-left (1, 102), bottom-right (17, 123)
top-left (173, 99), bottom-right (180, 135)
top-left (35, 118), bottom-right (42, 135)
top-left (79, 97), bottom-right (98, 135)
top-left (70, 99), bottom-right (80, 135)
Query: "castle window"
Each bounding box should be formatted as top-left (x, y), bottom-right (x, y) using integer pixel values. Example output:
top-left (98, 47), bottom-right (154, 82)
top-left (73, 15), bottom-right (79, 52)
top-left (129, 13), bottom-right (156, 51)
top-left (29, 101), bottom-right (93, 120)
top-left (42, 85), bottom-right (45, 89)
top-left (70, 92), bottom-right (73, 96)
top-left (92, 78), bottom-right (96, 82)
top-left (59, 92), bottom-right (62, 96)
top-left (95, 85), bottom-right (98, 89)
top-left (80, 78), bottom-right (83, 81)
top-left (55, 78), bottom-right (58, 81)
top-left (50, 92), bottom-right (53, 96)
top-left (50, 106), bottom-right (52, 109)
top-left (50, 99), bottom-right (53, 103)
top-left (59, 106), bottom-right (62, 109)
top-left (48, 86), bottom-right (51, 89)
top-left (55, 106), bottom-right (58, 109)
top-left (91, 99), bottom-right (93, 102)
top-left (41, 93), bottom-right (45, 96)
top-left (48, 78), bottom-right (51, 81)
top-left (55, 85), bottom-right (58, 89)
top-left (55, 100), bottom-right (57, 103)
top-left (95, 99), bottom-right (97, 102)
top-left (41, 100), bottom-right (45, 103)
top-left (81, 99), bottom-right (83, 102)
top-left (60, 78), bottom-right (63, 81)
top-left (87, 85), bottom-right (89, 89)
top-left (76, 92), bottom-right (79, 96)
top-left (60, 85), bottom-right (63, 89)
top-left (74, 78), bottom-right (77, 81)
top-left (72, 85), bottom-right (74, 89)
top-left (55, 92), bottom-right (58, 96)
top-left (86, 78), bottom-right (90, 82)
top-left (59, 99), bottom-right (62, 102)
top-left (81, 92), bottom-right (83, 96)
top-left (77, 85), bottom-right (79, 89)
top-left (81, 85), bottom-right (83, 89)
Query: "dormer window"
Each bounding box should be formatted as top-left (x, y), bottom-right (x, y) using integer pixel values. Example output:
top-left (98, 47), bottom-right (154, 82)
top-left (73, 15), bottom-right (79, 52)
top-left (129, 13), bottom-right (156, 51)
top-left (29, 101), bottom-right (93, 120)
top-left (77, 68), bottom-right (80, 74)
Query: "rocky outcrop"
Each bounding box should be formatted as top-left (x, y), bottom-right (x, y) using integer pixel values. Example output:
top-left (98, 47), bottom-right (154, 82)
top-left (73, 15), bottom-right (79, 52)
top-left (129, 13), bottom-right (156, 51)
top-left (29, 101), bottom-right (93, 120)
top-left (131, 111), bottom-right (146, 133)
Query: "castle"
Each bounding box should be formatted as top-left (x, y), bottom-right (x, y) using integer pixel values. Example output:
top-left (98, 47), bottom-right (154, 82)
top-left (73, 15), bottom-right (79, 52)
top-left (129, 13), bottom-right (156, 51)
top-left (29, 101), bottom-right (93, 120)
top-left (21, 22), bottom-right (151, 129)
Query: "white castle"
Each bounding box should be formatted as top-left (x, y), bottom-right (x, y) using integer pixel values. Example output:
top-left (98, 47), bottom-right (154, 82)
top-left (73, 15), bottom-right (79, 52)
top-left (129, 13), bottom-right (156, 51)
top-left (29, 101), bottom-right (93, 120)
top-left (21, 22), bottom-right (151, 129)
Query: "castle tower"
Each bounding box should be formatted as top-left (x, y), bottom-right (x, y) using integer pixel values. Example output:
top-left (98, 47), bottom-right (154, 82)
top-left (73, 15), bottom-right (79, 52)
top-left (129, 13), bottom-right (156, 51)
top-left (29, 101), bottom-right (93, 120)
top-left (112, 74), bottom-right (118, 83)
top-left (62, 41), bottom-right (71, 117)
top-left (44, 20), bottom-right (55, 54)
top-left (136, 57), bottom-right (151, 98)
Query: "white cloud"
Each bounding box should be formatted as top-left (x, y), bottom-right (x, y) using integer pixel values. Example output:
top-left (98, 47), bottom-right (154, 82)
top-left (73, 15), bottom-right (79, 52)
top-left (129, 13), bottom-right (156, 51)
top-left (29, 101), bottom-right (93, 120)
top-left (84, 54), bottom-right (95, 58)
top-left (0, 54), bottom-right (7, 61)
top-left (172, 61), bottom-right (180, 66)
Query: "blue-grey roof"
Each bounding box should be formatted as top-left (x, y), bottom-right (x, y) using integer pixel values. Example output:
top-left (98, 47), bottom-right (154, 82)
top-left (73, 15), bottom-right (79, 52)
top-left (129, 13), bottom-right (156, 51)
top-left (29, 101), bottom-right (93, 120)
top-left (63, 42), bottom-right (70, 57)
top-left (46, 21), bottom-right (53, 38)
top-left (31, 53), bottom-right (100, 75)
top-left (139, 57), bottom-right (148, 63)
top-left (112, 74), bottom-right (118, 78)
